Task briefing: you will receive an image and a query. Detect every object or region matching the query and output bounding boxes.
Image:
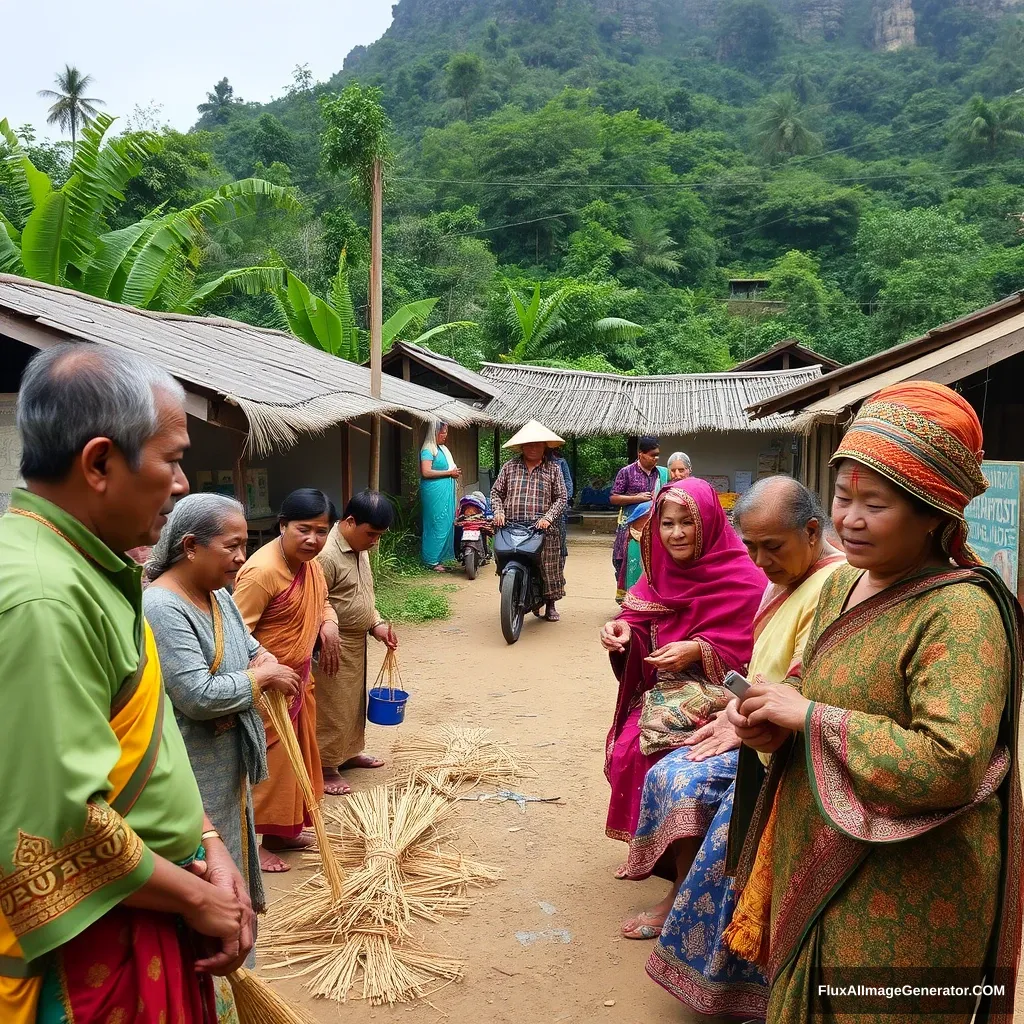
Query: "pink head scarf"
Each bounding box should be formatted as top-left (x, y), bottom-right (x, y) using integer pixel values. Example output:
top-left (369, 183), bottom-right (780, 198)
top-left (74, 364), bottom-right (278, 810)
top-left (620, 479), bottom-right (767, 678)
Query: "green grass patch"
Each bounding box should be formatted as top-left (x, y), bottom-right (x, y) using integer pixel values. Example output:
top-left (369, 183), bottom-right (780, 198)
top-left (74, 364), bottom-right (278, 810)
top-left (376, 581), bottom-right (452, 623)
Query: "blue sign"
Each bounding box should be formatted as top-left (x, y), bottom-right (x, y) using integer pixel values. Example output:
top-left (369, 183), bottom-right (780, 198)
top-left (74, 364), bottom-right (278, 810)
top-left (965, 462), bottom-right (1022, 594)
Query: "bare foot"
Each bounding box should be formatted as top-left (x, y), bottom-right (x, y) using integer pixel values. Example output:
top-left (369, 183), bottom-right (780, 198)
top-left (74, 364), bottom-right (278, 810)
top-left (341, 753), bottom-right (385, 769)
top-left (262, 831), bottom-right (315, 852)
top-left (322, 767), bottom-right (352, 795)
top-left (614, 863), bottom-right (631, 880)
top-left (432, 565), bottom-right (447, 573)
top-left (259, 846), bottom-right (290, 873)
top-left (621, 910), bottom-right (667, 940)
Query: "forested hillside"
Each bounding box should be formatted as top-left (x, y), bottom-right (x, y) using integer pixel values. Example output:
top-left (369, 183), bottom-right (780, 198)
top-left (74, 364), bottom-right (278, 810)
top-left (6, 0), bottom-right (1024, 374)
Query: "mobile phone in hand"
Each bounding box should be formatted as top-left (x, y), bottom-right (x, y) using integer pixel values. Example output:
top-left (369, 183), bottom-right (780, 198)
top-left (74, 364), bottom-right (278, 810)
top-left (723, 670), bottom-right (751, 700)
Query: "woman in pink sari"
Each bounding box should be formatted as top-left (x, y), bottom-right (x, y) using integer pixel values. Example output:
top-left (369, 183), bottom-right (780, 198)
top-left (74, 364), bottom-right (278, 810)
top-left (600, 480), bottom-right (766, 913)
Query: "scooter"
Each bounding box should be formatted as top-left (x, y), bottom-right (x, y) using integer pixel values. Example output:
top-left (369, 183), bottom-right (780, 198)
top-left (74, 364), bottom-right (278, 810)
top-left (493, 521), bottom-right (546, 645)
top-left (455, 493), bottom-right (493, 581)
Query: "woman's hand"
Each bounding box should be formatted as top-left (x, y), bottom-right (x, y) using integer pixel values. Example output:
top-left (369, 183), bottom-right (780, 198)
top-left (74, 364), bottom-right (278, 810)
top-left (180, 862), bottom-right (248, 975)
top-left (600, 619), bottom-right (631, 653)
top-left (189, 838), bottom-right (254, 975)
top-left (682, 708), bottom-right (741, 761)
top-left (739, 682), bottom-right (810, 734)
top-left (644, 640), bottom-right (700, 672)
top-left (371, 622), bottom-right (398, 649)
top-left (249, 649), bottom-right (277, 669)
top-left (252, 660), bottom-right (300, 697)
top-left (450, 468), bottom-right (462, 479)
top-left (318, 621), bottom-right (342, 677)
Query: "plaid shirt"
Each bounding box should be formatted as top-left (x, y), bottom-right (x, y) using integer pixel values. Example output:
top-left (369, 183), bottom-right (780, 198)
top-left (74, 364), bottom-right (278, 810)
top-left (491, 457), bottom-right (568, 525)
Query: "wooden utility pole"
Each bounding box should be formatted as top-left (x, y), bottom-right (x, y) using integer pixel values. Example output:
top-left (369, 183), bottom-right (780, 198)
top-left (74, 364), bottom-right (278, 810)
top-left (368, 156), bottom-right (384, 490)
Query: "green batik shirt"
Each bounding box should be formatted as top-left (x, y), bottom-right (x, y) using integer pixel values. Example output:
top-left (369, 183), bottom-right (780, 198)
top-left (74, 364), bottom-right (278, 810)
top-left (0, 489), bottom-right (204, 970)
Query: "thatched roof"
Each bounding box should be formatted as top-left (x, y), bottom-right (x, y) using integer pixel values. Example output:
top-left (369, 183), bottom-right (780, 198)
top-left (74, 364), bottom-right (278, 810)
top-left (479, 362), bottom-right (820, 436)
top-left (0, 276), bottom-right (491, 455)
top-left (380, 341), bottom-right (500, 401)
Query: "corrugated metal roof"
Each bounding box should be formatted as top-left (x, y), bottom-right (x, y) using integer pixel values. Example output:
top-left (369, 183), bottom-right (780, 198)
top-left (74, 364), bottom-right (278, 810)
top-left (479, 362), bottom-right (819, 436)
top-left (381, 341), bottom-right (501, 399)
top-left (0, 275), bottom-right (492, 455)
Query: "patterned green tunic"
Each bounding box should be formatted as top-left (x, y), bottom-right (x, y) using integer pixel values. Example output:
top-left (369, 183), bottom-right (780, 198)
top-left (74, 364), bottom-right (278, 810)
top-left (764, 564), bottom-right (1018, 1024)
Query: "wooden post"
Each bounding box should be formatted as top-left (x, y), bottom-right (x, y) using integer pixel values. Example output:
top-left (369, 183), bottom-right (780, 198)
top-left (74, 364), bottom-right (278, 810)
top-left (369, 156), bottom-right (384, 490)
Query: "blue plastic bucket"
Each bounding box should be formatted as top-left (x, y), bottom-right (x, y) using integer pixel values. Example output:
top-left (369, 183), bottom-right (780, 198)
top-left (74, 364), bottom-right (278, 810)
top-left (367, 686), bottom-right (409, 726)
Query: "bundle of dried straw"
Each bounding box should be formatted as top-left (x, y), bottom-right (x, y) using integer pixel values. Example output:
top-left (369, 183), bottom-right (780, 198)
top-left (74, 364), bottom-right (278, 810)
top-left (392, 725), bottom-right (533, 795)
top-left (260, 690), bottom-right (345, 902)
top-left (228, 968), bottom-right (317, 1024)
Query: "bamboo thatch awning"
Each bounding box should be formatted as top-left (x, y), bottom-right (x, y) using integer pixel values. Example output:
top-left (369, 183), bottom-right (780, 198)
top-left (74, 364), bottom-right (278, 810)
top-left (0, 275), bottom-right (492, 455)
top-left (479, 362), bottom-right (820, 437)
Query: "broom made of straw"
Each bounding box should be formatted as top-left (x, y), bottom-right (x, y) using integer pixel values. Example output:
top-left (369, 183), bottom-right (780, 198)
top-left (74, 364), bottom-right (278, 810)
top-left (261, 689), bottom-right (345, 902)
top-left (229, 968), bottom-right (318, 1024)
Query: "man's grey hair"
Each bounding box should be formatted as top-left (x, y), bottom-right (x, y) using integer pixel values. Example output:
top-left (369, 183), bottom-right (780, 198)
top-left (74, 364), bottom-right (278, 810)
top-left (667, 451), bottom-right (692, 470)
top-left (733, 474), bottom-right (825, 532)
top-left (17, 343), bottom-right (185, 482)
top-left (146, 493), bottom-right (245, 580)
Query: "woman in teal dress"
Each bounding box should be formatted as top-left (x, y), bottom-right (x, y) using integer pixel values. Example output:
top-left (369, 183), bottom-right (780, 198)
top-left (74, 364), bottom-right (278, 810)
top-left (420, 421), bottom-right (460, 571)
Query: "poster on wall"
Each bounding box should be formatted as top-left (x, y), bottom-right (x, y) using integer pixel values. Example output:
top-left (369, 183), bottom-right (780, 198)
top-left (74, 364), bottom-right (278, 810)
top-left (965, 461), bottom-right (1023, 598)
top-left (0, 396), bottom-right (22, 515)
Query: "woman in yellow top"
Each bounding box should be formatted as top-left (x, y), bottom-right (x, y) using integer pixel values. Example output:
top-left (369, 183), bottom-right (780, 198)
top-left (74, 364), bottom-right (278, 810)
top-left (631, 476), bottom-right (844, 1019)
top-left (232, 488), bottom-right (341, 874)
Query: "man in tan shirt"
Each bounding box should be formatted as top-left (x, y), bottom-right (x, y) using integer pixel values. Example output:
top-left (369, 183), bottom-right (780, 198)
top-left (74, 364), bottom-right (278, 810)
top-left (315, 489), bottom-right (398, 795)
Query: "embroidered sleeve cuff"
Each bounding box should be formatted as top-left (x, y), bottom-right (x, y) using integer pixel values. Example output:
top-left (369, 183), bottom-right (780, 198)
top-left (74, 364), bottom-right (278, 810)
top-left (246, 670), bottom-right (261, 705)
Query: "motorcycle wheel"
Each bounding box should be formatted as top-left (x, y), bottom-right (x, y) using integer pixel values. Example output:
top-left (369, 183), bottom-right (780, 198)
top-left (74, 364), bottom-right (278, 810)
top-left (464, 547), bottom-right (478, 580)
top-left (500, 569), bottom-right (524, 645)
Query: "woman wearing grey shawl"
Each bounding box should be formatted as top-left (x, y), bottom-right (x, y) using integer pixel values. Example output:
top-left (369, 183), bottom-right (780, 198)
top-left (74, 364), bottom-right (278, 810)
top-left (143, 494), bottom-right (301, 951)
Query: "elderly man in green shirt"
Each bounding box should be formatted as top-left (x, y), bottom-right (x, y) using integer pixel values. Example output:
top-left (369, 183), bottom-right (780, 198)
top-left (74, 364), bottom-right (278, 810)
top-left (0, 344), bottom-right (252, 1023)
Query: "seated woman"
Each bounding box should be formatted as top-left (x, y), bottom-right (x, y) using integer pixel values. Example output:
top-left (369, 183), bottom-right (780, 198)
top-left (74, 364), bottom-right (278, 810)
top-left (232, 488), bottom-right (342, 873)
top-left (614, 499), bottom-right (652, 603)
top-left (600, 479), bottom-right (766, 890)
top-left (143, 494), bottom-right (303, 961)
top-left (728, 383), bottom-right (1023, 1024)
top-left (639, 476), bottom-right (844, 1017)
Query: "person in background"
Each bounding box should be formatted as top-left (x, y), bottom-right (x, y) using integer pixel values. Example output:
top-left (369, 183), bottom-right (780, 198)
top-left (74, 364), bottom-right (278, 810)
top-left (667, 452), bottom-right (691, 482)
top-left (315, 489), bottom-right (398, 796)
top-left (600, 480), bottom-right (766, 891)
top-left (729, 383), bottom-right (1022, 1024)
top-left (232, 488), bottom-right (342, 874)
top-left (491, 419), bottom-right (569, 622)
top-left (144, 494), bottom-right (303, 954)
top-left (0, 345), bottom-right (251, 1023)
top-left (610, 437), bottom-right (662, 599)
top-left (552, 449), bottom-right (574, 561)
top-left (614, 499), bottom-right (652, 603)
top-left (420, 420), bottom-right (460, 572)
top-left (639, 477), bottom-right (844, 1017)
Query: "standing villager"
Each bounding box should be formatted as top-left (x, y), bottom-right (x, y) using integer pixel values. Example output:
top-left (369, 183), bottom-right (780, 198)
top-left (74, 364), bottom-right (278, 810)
top-left (728, 382), bottom-right (1023, 1024)
top-left (0, 345), bottom-right (252, 1024)
top-left (615, 500), bottom-right (653, 603)
top-left (640, 477), bottom-right (844, 1017)
top-left (490, 420), bottom-right (569, 622)
top-left (420, 421), bottom-right (460, 572)
top-left (600, 480), bottom-right (766, 870)
top-left (611, 437), bottom-right (663, 599)
top-left (552, 451), bottom-right (574, 561)
top-left (144, 494), bottom-right (303, 942)
top-left (666, 452), bottom-right (691, 482)
top-left (315, 490), bottom-right (399, 796)
top-left (232, 488), bottom-right (341, 874)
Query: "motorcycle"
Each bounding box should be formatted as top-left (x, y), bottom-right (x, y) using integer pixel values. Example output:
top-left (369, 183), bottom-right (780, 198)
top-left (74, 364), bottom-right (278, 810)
top-left (455, 493), bottom-right (493, 581)
top-left (493, 521), bottom-right (546, 645)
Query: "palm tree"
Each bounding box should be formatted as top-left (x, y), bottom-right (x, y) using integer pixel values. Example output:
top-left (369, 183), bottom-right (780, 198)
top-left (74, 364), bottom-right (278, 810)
top-left (197, 78), bottom-right (241, 122)
top-left (38, 65), bottom-right (104, 156)
top-left (754, 93), bottom-right (821, 164)
top-left (501, 281), bottom-right (643, 363)
top-left (954, 95), bottom-right (1024, 161)
top-left (626, 209), bottom-right (682, 276)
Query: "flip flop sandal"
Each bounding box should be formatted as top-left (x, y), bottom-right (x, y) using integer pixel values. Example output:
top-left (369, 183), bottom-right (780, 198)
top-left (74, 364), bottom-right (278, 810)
top-left (621, 912), bottom-right (665, 940)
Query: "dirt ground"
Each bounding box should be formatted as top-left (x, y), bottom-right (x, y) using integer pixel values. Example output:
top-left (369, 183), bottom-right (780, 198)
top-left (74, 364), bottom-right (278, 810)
top-left (265, 533), bottom-right (700, 1024)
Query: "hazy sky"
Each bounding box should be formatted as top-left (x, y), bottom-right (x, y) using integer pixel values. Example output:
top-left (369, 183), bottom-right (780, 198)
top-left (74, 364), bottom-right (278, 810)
top-left (1, 0), bottom-right (396, 139)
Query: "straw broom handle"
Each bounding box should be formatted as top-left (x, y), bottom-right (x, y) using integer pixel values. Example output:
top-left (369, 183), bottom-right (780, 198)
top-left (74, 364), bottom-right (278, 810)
top-left (260, 690), bottom-right (346, 901)
top-left (229, 967), bottom-right (318, 1024)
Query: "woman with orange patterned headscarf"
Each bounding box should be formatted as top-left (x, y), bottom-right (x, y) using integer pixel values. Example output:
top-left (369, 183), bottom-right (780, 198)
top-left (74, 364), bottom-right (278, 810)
top-left (726, 382), bottom-right (1023, 1024)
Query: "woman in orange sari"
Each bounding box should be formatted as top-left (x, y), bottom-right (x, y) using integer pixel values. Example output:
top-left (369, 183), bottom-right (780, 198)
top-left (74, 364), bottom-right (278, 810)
top-left (233, 489), bottom-right (342, 874)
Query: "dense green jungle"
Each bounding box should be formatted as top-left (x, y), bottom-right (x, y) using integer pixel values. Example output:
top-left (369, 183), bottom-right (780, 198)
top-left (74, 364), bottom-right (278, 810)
top-left (4, 0), bottom-right (1024, 390)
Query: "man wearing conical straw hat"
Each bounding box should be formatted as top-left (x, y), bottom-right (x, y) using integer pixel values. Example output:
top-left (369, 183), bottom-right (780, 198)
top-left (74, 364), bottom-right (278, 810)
top-left (491, 420), bottom-right (569, 621)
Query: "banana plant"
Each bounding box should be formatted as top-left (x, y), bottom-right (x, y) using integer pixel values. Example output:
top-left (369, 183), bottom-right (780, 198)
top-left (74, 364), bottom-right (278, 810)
top-left (1, 114), bottom-right (297, 312)
top-left (273, 248), bottom-right (475, 361)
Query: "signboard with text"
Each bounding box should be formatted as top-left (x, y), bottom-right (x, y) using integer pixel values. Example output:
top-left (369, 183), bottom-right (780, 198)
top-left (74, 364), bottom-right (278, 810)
top-left (965, 461), bottom-right (1023, 597)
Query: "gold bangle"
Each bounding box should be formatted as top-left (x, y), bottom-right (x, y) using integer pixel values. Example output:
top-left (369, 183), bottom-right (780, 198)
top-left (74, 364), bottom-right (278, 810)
top-left (201, 829), bottom-right (221, 843)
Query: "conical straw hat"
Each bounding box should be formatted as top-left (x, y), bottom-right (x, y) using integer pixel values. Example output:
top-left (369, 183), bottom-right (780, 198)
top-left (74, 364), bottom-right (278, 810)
top-left (502, 419), bottom-right (565, 450)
